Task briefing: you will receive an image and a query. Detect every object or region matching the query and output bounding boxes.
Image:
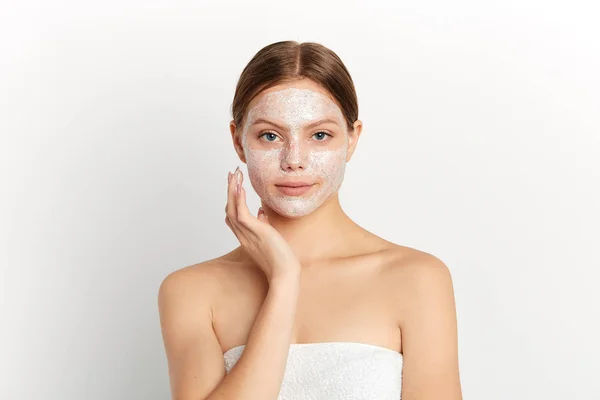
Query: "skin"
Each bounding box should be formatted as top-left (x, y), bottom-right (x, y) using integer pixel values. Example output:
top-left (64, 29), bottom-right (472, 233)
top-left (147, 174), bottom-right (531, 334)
top-left (159, 78), bottom-right (463, 399)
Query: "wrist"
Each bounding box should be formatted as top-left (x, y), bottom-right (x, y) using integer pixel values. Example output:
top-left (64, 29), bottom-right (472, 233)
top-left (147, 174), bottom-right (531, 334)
top-left (269, 268), bottom-right (301, 288)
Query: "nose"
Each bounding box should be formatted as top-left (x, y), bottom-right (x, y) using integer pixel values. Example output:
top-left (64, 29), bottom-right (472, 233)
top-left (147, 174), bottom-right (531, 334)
top-left (280, 140), bottom-right (307, 171)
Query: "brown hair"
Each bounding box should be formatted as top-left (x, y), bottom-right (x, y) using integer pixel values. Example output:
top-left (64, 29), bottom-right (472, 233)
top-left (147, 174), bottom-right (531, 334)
top-left (231, 41), bottom-right (358, 133)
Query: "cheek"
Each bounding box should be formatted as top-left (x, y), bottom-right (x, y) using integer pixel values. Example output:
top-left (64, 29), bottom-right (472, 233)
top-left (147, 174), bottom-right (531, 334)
top-left (309, 149), bottom-right (347, 180)
top-left (245, 149), bottom-right (281, 184)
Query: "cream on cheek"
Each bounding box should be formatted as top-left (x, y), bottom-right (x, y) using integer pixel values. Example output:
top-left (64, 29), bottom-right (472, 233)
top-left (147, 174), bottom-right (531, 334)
top-left (240, 88), bottom-right (349, 217)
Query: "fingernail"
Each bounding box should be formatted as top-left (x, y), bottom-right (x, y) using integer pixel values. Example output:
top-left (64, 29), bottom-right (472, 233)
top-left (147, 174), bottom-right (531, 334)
top-left (228, 172), bottom-right (231, 183)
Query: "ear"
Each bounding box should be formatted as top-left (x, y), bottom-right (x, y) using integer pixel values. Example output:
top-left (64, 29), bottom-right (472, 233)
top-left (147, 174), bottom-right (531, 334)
top-left (229, 120), bottom-right (247, 164)
top-left (345, 119), bottom-right (363, 162)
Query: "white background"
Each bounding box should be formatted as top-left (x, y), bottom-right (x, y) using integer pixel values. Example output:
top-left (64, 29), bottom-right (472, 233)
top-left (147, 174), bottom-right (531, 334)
top-left (1, 1), bottom-right (599, 399)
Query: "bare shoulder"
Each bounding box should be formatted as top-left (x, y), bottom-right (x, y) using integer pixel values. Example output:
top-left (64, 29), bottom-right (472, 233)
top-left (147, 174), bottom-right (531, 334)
top-left (378, 244), bottom-right (456, 318)
top-left (156, 259), bottom-right (224, 345)
top-left (157, 249), bottom-right (263, 327)
top-left (380, 243), bottom-right (453, 284)
top-left (158, 258), bottom-right (221, 303)
top-left (158, 250), bottom-right (251, 305)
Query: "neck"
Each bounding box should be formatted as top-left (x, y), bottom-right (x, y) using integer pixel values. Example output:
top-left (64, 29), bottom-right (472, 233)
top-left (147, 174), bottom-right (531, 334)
top-left (260, 193), bottom-right (357, 265)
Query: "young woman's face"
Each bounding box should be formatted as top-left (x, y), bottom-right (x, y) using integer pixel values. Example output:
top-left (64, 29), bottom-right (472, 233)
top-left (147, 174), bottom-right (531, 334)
top-left (240, 86), bottom-right (350, 218)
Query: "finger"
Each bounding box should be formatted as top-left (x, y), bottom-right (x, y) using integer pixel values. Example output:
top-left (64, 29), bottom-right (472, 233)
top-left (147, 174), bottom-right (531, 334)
top-left (235, 171), bottom-right (258, 230)
top-left (226, 168), bottom-right (240, 222)
top-left (226, 169), bottom-right (244, 239)
top-left (228, 168), bottom-right (254, 239)
top-left (224, 171), bottom-right (232, 214)
top-left (225, 215), bottom-right (243, 242)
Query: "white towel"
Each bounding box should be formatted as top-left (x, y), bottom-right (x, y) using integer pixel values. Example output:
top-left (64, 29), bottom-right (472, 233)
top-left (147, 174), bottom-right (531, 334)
top-left (223, 341), bottom-right (403, 399)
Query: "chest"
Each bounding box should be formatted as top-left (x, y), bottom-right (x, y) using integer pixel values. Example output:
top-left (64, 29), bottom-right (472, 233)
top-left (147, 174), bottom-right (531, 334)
top-left (214, 259), bottom-right (402, 353)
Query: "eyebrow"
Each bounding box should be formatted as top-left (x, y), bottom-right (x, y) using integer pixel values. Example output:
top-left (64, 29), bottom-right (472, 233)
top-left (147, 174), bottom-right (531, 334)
top-left (250, 117), bottom-right (341, 130)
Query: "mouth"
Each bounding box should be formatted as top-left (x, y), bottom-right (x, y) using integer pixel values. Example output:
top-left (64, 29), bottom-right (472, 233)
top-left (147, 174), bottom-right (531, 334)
top-left (275, 183), bottom-right (316, 196)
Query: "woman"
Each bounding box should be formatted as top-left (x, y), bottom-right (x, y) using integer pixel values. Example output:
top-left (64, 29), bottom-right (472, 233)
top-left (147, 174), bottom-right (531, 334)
top-left (158, 40), bottom-right (463, 400)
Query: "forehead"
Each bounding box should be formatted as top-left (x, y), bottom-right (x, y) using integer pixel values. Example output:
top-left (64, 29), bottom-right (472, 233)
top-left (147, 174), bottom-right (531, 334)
top-left (249, 79), bottom-right (339, 106)
top-left (245, 86), bottom-right (344, 122)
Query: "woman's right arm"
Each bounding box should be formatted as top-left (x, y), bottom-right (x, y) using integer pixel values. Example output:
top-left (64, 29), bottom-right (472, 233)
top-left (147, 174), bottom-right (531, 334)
top-left (158, 267), bottom-right (300, 400)
top-left (159, 167), bottom-right (303, 399)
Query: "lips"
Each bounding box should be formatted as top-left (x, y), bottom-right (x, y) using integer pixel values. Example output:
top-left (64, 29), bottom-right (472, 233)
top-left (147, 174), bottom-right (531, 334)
top-left (275, 182), bottom-right (315, 196)
top-left (275, 181), bottom-right (314, 188)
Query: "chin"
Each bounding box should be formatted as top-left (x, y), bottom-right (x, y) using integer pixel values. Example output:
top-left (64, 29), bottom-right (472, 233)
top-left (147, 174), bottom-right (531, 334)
top-left (274, 208), bottom-right (315, 219)
top-left (266, 196), bottom-right (323, 218)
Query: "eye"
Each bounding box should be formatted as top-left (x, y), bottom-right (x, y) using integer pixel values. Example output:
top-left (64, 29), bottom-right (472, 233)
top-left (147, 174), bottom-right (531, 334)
top-left (313, 131), bottom-right (332, 141)
top-left (259, 131), bottom-right (281, 142)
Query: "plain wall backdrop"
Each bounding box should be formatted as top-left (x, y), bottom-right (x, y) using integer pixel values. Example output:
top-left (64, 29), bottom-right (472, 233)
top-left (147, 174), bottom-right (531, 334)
top-left (1, 0), bottom-right (599, 399)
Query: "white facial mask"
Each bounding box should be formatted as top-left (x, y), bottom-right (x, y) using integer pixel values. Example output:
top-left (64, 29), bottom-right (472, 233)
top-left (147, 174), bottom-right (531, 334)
top-left (240, 87), bottom-right (349, 218)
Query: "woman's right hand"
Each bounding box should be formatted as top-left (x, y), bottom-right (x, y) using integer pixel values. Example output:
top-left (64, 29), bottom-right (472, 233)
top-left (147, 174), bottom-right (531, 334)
top-left (225, 166), bottom-right (301, 283)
